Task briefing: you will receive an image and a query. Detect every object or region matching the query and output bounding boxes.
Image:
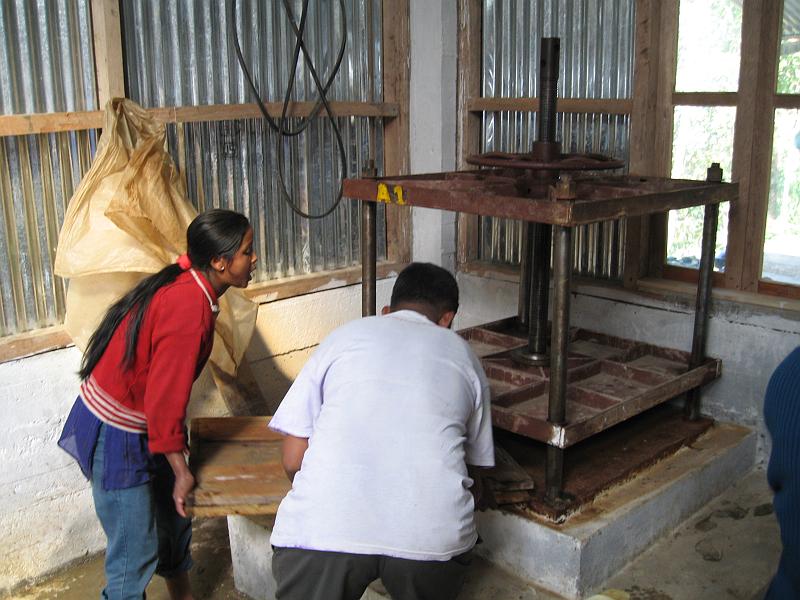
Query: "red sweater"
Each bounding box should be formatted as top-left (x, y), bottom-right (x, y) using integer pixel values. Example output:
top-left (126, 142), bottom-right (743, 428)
top-left (80, 269), bottom-right (218, 454)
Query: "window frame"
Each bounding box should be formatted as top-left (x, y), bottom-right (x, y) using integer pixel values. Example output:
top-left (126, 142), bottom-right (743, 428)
top-left (647, 0), bottom-right (800, 299)
top-left (0, 0), bottom-right (411, 363)
top-left (455, 0), bottom-right (800, 303)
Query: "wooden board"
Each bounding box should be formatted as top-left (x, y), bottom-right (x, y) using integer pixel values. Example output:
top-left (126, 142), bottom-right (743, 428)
top-left (186, 417), bottom-right (291, 517)
top-left (487, 444), bottom-right (535, 506)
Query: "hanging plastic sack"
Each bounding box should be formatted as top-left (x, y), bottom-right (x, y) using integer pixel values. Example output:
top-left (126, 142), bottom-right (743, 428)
top-left (54, 98), bottom-right (257, 378)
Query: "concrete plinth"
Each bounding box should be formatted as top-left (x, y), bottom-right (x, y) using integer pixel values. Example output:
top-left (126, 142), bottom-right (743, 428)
top-left (228, 422), bottom-right (755, 600)
top-left (475, 422), bottom-right (756, 599)
top-left (227, 515), bottom-right (387, 600)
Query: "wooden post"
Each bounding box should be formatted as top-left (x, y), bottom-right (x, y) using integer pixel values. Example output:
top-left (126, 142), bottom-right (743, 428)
top-left (726, 0), bottom-right (782, 292)
top-left (625, 0), bottom-right (663, 287)
top-left (91, 0), bottom-right (125, 109)
top-left (383, 0), bottom-right (412, 263)
top-left (644, 0), bottom-right (679, 278)
top-left (456, 0), bottom-right (482, 268)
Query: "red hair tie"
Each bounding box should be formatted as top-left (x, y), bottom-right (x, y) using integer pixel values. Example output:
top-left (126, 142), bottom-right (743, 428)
top-left (176, 254), bottom-right (192, 271)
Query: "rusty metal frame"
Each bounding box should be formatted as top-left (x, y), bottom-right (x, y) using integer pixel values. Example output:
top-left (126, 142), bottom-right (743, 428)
top-left (345, 170), bottom-right (735, 501)
top-left (344, 172), bottom-right (735, 225)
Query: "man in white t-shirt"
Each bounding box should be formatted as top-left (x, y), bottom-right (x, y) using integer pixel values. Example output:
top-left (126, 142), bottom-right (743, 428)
top-left (268, 262), bottom-right (494, 600)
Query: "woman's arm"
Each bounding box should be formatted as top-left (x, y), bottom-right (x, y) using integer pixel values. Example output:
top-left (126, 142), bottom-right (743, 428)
top-left (166, 451), bottom-right (195, 518)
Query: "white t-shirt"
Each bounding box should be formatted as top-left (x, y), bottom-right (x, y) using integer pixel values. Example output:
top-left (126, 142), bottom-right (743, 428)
top-left (269, 310), bottom-right (494, 561)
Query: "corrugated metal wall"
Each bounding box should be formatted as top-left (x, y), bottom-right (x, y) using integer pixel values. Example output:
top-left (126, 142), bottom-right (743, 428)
top-left (0, 0), bottom-right (386, 337)
top-left (0, 0), bottom-right (97, 114)
top-left (0, 0), bottom-right (98, 336)
top-left (480, 0), bottom-right (634, 279)
top-left (122, 0), bottom-right (386, 281)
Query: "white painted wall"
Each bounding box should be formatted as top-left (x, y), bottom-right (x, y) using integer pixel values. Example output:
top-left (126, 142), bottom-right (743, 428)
top-left (0, 347), bottom-right (104, 591)
top-left (0, 279), bottom-right (395, 592)
top-left (410, 0), bottom-right (457, 270)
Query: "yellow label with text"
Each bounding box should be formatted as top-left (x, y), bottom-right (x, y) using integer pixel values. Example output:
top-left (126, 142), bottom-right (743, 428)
top-left (376, 183), bottom-right (406, 205)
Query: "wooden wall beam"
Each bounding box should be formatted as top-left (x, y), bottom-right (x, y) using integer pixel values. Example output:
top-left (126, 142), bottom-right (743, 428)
top-left (0, 102), bottom-right (401, 137)
top-left (91, 0), bottom-right (125, 108)
top-left (467, 97), bottom-right (633, 115)
top-left (775, 94), bottom-right (800, 108)
top-left (244, 262), bottom-right (407, 305)
top-left (672, 92), bottom-right (738, 106)
top-left (0, 111), bottom-right (104, 136)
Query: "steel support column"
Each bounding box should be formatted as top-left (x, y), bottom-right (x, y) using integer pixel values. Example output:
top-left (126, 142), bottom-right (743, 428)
top-left (546, 224), bottom-right (572, 501)
top-left (361, 201), bottom-right (377, 317)
top-left (685, 163), bottom-right (722, 419)
top-left (527, 222), bottom-right (552, 359)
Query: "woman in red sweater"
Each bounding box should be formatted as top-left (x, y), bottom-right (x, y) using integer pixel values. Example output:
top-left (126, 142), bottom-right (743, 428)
top-left (58, 209), bottom-right (256, 600)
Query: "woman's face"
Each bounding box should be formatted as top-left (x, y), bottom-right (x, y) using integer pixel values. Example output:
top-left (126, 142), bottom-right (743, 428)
top-left (221, 227), bottom-right (257, 288)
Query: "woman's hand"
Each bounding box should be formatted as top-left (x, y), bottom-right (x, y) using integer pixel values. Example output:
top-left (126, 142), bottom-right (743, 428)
top-left (165, 451), bottom-right (196, 518)
top-left (172, 471), bottom-right (196, 518)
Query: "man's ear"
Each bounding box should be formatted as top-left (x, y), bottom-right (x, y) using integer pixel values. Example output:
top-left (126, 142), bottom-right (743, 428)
top-left (437, 310), bottom-right (456, 329)
top-left (381, 305), bottom-right (391, 316)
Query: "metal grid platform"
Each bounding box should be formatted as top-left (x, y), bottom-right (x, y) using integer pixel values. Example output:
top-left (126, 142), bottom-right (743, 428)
top-left (459, 317), bottom-right (721, 449)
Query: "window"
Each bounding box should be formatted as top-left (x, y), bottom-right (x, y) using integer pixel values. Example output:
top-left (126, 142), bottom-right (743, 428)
top-left (662, 0), bottom-right (800, 296)
top-left (762, 2), bottom-right (800, 285)
top-left (667, 106), bottom-right (734, 270)
top-left (667, 0), bottom-right (741, 272)
top-left (674, 0), bottom-right (742, 93)
top-left (764, 109), bottom-right (800, 285)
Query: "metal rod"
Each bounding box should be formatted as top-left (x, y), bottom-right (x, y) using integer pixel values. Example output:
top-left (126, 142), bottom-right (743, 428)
top-left (361, 0), bottom-right (377, 319)
top-left (545, 446), bottom-right (564, 503)
top-left (685, 163), bottom-right (722, 419)
top-left (685, 203), bottom-right (719, 419)
top-left (546, 225), bottom-right (572, 501)
top-left (361, 202), bottom-right (377, 317)
top-left (528, 222), bottom-right (551, 355)
top-left (518, 223), bottom-right (533, 328)
top-left (537, 38), bottom-right (560, 144)
top-left (515, 36), bottom-right (561, 365)
top-left (361, 160), bottom-right (377, 317)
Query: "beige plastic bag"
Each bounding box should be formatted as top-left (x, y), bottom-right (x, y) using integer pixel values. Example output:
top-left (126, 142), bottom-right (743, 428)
top-left (54, 98), bottom-right (256, 377)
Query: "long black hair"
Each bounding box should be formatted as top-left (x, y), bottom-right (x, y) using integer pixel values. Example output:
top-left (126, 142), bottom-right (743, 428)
top-left (78, 209), bottom-right (251, 380)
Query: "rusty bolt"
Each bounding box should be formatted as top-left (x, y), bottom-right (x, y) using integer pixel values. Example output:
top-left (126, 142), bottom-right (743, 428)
top-left (550, 174), bottom-right (577, 200)
top-left (706, 162), bottom-right (723, 183)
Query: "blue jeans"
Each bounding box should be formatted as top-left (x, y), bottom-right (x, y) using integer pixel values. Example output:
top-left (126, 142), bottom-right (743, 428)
top-left (91, 424), bottom-right (193, 599)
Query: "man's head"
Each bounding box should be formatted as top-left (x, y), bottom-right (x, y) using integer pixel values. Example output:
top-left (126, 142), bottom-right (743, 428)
top-left (382, 262), bottom-right (459, 328)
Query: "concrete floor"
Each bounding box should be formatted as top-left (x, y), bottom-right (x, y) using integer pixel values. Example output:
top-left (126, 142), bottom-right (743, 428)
top-left (5, 468), bottom-right (780, 600)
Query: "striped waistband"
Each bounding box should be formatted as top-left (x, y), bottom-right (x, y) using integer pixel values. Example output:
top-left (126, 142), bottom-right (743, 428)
top-left (79, 375), bottom-right (147, 434)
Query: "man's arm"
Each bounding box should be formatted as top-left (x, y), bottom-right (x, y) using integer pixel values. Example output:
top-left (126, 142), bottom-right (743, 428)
top-left (281, 435), bottom-right (309, 482)
top-left (467, 464), bottom-right (496, 511)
